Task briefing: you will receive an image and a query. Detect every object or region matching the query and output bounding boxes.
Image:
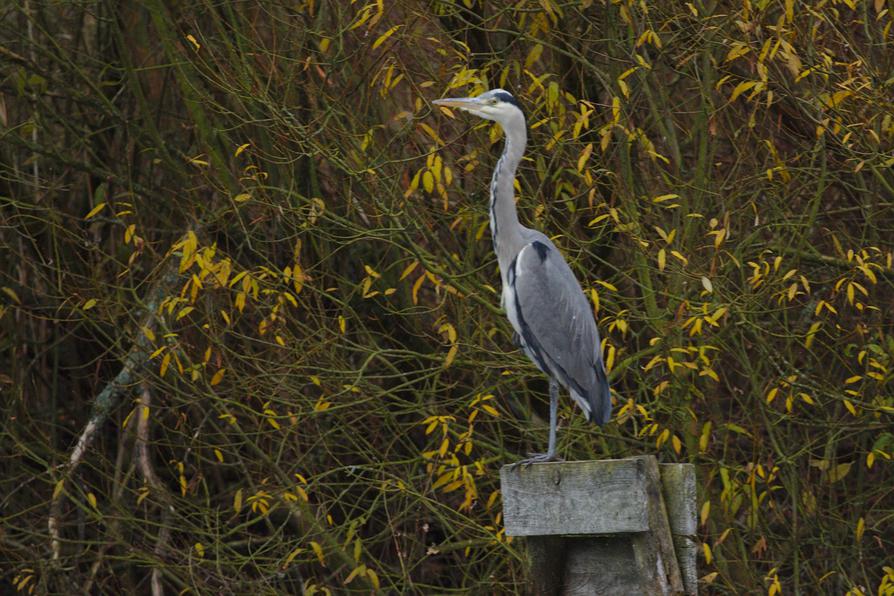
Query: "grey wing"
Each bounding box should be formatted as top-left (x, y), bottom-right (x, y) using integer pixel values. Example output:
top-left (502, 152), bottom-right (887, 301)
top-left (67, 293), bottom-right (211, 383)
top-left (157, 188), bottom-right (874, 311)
top-left (507, 239), bottom-right (612, 425)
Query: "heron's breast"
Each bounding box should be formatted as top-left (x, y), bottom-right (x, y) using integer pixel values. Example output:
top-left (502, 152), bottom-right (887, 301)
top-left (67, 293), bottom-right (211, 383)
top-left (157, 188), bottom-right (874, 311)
top-left (502, 277), bottom-right (523, 336)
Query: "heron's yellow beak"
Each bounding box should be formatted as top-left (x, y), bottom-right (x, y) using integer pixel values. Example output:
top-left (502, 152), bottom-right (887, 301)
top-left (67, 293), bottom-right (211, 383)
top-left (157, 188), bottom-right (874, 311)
top-left (432, 97), bottom-right (482, 111)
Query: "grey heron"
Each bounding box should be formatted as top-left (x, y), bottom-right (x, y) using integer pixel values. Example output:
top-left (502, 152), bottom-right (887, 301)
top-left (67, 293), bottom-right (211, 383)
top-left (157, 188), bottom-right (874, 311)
top-left (433, 89), bottom-right (611, 466)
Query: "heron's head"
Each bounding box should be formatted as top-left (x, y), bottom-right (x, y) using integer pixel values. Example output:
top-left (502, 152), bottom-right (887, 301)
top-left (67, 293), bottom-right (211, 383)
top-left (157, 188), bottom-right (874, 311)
top-left (433, 89), bottom-right (524, 127)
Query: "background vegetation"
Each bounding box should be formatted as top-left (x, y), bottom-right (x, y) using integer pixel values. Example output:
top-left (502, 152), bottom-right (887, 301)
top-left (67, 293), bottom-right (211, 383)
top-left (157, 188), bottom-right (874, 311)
top-left (2, 0), bottom-right (893, 593)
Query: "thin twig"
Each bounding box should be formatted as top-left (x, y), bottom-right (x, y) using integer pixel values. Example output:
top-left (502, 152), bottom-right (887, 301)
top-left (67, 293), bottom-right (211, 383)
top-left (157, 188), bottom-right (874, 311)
top-left (136, 384), bottom-right (169, 596)
top-left (48, 260), bottom-right (181, 561)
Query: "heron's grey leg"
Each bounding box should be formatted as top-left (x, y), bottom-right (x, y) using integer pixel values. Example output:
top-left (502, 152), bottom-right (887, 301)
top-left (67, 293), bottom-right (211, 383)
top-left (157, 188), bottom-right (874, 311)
top-left (546, 377), bottom-right (558, 459)
top-left (510, 378), bottom-right (563, 469)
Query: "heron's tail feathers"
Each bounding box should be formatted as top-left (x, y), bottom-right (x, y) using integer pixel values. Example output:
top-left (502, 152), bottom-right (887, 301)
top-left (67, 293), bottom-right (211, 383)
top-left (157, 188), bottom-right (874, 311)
top-left (587, 363), bottom-right (612, 425)
top-left (565, 362), bottom-right (612, 425)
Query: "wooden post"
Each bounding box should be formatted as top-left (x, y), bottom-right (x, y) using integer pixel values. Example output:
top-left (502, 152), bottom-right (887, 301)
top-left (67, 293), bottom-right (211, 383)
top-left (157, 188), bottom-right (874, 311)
top-left (659, 463), bottom-right (698, 595)
top-left (500, 455), bottom-right (696, 595)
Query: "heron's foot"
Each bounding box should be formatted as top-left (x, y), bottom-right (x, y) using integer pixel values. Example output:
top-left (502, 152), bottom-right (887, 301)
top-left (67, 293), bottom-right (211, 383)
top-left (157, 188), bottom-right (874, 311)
top-left (509, 452), bottom-right (563, 470)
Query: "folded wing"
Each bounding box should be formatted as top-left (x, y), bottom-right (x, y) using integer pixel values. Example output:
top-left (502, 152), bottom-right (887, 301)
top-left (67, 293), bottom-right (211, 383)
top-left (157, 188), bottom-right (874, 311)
top-left (507, 239), bottom-right (612, 425)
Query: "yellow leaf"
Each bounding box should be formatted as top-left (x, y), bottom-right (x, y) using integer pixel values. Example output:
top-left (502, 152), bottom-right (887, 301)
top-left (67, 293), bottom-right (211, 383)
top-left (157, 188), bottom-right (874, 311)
top-left (577, 143), bottom-right (593, 172)
top-left (617, 66), bottom-right (638, 82)
top-left (210, 368), bottom-right (226, 386)
top-left (292, 265), bottom-right (305, 295)
top-left (698, 422), bottom-right (712, 453)
top-left (234, 143), bottom-right (250, 157)
top-left (525, 44), bottom-right (543, 68)
top-left (701, 276), bottom-right (713, 293)
top-left (2, 286), bottom-right (21, 303)
top-left (828, 89), bottom-right (852, 108)
top-left (194, 542), bottom-right (205, 557)
top-left (121, 408), bottom-right (135, 429)
top-left (87, 492), bottom-right (98, 509)
top-left (399, 260), bottom-right (419, 281)
top-left (180, 231), bottom-right (198, 272)
top-left (725, 43), bottom-right (751, 63)
top-left (160, 353), bottom-right (172, 377)
top-left (366, 568), bottom-right (380, 589)
top-left (444, 344), bottom-right (458, 368)
top-left (371, 25), bottom-right (401, 50)
top-left (859, 265), bottom-right (877, 285)
top-left (310, 541), bottom-right (326, 566)
top-left (83, 298), bottom-right (97, 311)
top-left (827, 462), bottom-right (852, 483)
top-left (701, 368), bottom-right (719, 381)
top-left (185, 34), bottom-right (200, 51)
top-left (438, 322), bottom-right (457, 343)
top-left (214, 449), bottom-right (224, 462)
top-left (805, 321), bottom-right (821, 349)
top-left (233, 488), bottom-right (243, 513)
top-left (344, 564), bottom-right (366, 585)
top-left (84, 202), bottom-right (107, 220)
top-left (53, 479), bottom-right (65, 499)
top-left (589, 214), bottom-right (610, 227)
top-left (703, 542), bottom-right (713, 565)
top-left (657, 248), bottom-right (666, 271)
top-left (482, 404), bottom-right (500, 417)
top-left (423, 170), bottom-right (434, 193)
top-left (338, 315), bottom-right (346, 334)
top-left (700, 500), bottom-right (711, 525)
top-left (709, 306), bottom-right (728, 325)
top-left (411, 274), bottom-right (425, 305)
top-left (284, 547), bottom-right (305, 567)
top-left (856, 517), bottom-right (865, 542)
top-left (729, 80), bottom-right (758, 102)
top-left (652, 193), bottom-right (680, 203)
top-left (234, 193), bottom-right (251, 203)
top-left (418, 123), bottom-right (444, 146)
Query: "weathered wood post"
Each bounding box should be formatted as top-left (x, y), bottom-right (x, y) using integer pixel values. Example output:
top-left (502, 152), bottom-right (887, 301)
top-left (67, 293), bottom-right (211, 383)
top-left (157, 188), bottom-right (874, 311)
top-left (500, 455), bottom-right (697, 595)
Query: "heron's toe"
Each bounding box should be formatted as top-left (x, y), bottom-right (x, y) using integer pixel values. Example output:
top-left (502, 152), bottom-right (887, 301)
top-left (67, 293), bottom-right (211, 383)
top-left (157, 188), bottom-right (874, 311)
top-left (509, 452), bottom-right (563, 470)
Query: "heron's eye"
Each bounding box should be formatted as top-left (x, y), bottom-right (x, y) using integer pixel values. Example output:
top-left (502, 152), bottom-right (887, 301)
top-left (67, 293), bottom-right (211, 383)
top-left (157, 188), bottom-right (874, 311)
top-left (489, 98), bottom-right (498, 105)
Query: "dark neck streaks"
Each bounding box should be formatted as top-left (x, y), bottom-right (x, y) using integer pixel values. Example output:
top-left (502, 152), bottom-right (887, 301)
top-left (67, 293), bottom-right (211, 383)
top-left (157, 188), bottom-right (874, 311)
top-left (489, 120), bottom-right (527, 263)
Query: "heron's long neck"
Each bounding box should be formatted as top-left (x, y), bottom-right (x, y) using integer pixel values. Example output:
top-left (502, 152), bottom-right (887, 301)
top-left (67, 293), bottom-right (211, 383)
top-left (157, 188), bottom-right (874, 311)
top-left (490, 122), bottom-right (526, 261)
